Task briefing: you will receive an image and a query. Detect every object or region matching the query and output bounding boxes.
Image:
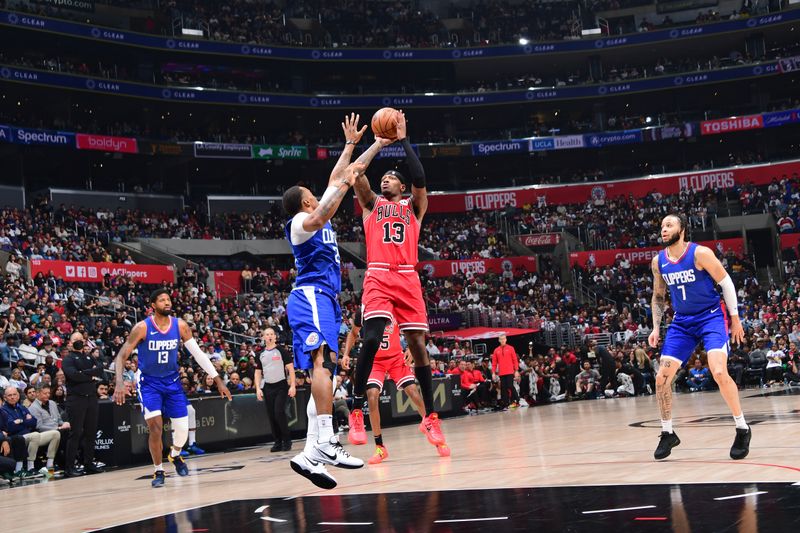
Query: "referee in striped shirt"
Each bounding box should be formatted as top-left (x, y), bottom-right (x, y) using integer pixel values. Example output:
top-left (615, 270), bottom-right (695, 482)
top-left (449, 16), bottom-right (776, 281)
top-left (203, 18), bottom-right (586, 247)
top-left (254, 327), bottom-right (296, 452)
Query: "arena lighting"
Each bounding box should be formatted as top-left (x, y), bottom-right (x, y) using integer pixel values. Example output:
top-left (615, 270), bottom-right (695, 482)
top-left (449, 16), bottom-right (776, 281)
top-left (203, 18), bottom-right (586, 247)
top-left (645, 116), bottom-right (653, 124)
top-left (424, 92), bottom-right (435, 96)
top-left (181, 28), bottom-right (204, 36)
top-left (519, 38), bottom-right (529, 45)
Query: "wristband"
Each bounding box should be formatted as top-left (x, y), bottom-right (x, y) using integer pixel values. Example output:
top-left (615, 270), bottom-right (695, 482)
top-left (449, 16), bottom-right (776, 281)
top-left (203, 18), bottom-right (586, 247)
top-left (345, 141), bottom-right (356, 145)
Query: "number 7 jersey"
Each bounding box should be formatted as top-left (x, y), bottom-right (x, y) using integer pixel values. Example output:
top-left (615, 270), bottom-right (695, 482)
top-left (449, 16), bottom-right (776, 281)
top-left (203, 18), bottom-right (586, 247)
top-left (657, 242), bottom-right (721, 316)
top-left (364, 196), bottom-right (420, 266)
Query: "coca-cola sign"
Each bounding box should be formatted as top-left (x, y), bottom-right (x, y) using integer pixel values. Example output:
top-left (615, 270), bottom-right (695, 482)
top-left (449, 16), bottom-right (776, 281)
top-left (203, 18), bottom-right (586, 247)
top-left (518, 233), bottom-right (560, 247)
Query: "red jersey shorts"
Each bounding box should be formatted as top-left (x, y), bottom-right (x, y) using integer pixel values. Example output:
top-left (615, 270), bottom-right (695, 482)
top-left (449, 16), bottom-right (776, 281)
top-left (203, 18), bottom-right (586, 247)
top-left (362, 267), bottom-right (428, 331)
top-left (367, 354), bottom-right (415, 391)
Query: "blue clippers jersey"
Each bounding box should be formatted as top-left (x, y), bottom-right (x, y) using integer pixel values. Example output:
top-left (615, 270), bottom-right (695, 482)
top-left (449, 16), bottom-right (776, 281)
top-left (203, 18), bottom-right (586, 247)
top-left (285, 216), bottom-right (341, 296)
top-left (137, 316), bottom-right (181, 378)
top-left (658, 243), bottom-right (720, 315)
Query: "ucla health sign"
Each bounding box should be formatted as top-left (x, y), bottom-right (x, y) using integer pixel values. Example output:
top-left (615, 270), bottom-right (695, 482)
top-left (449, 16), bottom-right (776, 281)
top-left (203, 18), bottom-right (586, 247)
top-left (0, 124), bottom-right (75, 146)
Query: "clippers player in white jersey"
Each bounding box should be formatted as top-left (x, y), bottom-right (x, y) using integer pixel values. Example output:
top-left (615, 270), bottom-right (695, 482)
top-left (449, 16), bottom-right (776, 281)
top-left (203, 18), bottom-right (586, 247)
top-left (648, 214), bottom-right (749, 461)
top-left (283, 114), bottom-right (368, 489)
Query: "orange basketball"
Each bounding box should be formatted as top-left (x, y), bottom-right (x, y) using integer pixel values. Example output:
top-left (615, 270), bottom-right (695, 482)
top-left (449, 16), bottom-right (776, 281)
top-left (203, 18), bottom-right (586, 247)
top-left (371, 107), bottom-right (398, 139)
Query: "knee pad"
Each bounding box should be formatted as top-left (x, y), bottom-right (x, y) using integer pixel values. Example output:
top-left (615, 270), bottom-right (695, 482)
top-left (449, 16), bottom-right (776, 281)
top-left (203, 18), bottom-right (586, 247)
top-left (186, 404), bottom-right (197, 429)
top-left (171, 416), bottom-right (189, 448)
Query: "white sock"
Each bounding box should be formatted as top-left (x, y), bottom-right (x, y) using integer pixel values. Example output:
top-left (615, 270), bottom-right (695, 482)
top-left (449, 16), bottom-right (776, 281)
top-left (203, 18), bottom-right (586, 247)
top-left (170, 446), bottom-right (182, 458)
top-left (188, 430), bottom-right (196, 446)
top-left (46, 458), bottom-right (54, 468)
top-left (317, 415), bottom-right (334, 443)
top-left (733, 413), bottom-right (748, 430)
top-left (305, 394), bottom-right (319, 453)
top-left (27, 461), bottom-right (34, 470)
top-left (154, 463), bottom-right (163, 472)
top-left (15, 461), bottom-right (22, 472)
top-left (661, 419), bottom-right (673, 434)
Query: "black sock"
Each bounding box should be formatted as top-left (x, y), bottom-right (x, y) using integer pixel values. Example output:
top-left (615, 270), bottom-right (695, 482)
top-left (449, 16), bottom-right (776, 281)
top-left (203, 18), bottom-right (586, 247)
top-left (375, 434), bottom-right (383, 446)
top-left (353, 396), bottom-right (364, 411)
top-left (415, 365), bottom-right (435, 415)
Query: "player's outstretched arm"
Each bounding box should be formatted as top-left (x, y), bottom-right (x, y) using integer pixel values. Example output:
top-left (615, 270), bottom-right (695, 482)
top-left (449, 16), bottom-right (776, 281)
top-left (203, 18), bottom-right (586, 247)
top-left (648, 256), bottom-right (667, 349)
top-left (353, 137), bottom-right (393, 215)
top-left (395, 110), bottom-right (428, 223)
top-left (178, 319), bottom-right (232, 400)
top-left (113, 321), bottom-right (146, 405)
top-left (303, 161), bottom-right (365, 232)
top-left (695, 246), bottom-right (745, 345)
top-left (327, 112), bottom-right (368, 188)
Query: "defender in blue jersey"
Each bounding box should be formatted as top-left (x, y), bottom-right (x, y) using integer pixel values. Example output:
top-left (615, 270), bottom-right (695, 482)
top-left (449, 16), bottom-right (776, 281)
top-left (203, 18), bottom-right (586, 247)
top-left (649, 214), bottom-right (750, 461)
top-left (113, 288), bottom-right (231, 487)
top-left (283, 113), bottom-right (369, 490)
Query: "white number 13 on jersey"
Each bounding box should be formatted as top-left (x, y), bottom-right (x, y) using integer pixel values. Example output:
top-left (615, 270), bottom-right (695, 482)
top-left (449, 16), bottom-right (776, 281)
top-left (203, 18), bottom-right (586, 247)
top-left (677, 285), bottom-right (686, 301)
top-left (158, 351), bottom-right (169, 364)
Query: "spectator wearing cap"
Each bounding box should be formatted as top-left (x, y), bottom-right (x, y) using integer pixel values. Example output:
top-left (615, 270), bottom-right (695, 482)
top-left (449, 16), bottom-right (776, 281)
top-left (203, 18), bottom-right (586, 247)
top-left (37, 338), bottom-right (58, 365)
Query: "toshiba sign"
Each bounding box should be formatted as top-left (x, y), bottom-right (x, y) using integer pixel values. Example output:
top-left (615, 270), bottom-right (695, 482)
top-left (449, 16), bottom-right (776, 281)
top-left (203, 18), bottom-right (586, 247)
top-left (700, 115), bottom-right (763, 136)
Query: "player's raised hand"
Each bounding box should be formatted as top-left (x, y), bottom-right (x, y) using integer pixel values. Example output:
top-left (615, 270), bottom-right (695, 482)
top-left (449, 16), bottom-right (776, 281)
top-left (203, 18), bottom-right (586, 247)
top-left (729, 317), bottom-right (745, 346)
top-left (342, 112), bottom-right (368, 144)
top-left (395, 110), bottom-right (407, 140)
top-left (342, 162), bottom-right (366, 187)
top-left (113, 383), bottom-right (129, 406)
top-left (648, 328), bottom-right (660, 349)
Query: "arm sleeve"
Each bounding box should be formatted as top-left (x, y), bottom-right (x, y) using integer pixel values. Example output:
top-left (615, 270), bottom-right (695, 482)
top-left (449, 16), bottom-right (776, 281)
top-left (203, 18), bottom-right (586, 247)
top-left (253, 353), bottom-right (263, 371)
top-left (184, 338), bottom-right (219, 379)
top-left (401, 138), bottom-right (426, 188)
top-left (717, 274), bottom-right (739, 316)
top-left (289, 212), bottom-right (317, 245)
top-left (279, 347), bottom-right (293, 366)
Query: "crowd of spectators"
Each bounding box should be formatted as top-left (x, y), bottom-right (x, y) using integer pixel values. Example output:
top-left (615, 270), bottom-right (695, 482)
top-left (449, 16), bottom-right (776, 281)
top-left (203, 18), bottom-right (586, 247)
top-left (4, 0), bottom-right (777, 48)
top-left (5, 41), bottom-right (796, 98)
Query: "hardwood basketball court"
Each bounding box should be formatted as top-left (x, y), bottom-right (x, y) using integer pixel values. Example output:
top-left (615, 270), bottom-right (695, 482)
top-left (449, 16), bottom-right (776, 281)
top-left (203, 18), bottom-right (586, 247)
top-left (3, 387), bottom-right (799, 532)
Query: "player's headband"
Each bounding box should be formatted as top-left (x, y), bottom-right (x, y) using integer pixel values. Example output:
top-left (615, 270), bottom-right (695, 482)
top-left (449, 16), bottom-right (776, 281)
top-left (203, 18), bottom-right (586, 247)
top-left (383, 170), bottom-right (406, 184)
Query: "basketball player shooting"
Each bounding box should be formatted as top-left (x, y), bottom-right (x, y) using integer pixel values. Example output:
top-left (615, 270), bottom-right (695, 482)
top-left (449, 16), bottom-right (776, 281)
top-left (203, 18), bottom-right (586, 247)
top-left (346, 109), bottom-right (447, 450)
top-left (648, 214), bottom-right (750, 461)
top-left (113, 289), bottom-right (232, 487)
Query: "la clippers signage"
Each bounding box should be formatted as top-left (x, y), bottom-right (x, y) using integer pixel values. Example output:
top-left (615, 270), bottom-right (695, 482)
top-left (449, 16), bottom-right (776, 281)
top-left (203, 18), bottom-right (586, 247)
top-left (76, 133), bottom-right (137, 153)
top-left (29, 260), bottom-right (174, 284)
top-left (418, 256), bottom-right (537, 278)
top-left (518, 233), bottom-right (561, 247)
top-left (700, 114), bottom-right (763, 135)
top-left (410, 160), bottom-right (800, 214)
top-left (568, 238), bottom-right (744, 267)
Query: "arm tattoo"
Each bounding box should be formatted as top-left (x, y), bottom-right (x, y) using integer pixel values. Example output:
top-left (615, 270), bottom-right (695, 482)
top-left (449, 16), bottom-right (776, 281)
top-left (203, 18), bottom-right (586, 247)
top-left (354, 141), bottom-right (383, 168)
top-left (329, 145), bottom-right (355, 185)
top-left (652, 293), bottom-right (666, 328)
top-left (354, 173), bottom-right (376, 212)
top-left (314, 183), bottom-right (347, 220)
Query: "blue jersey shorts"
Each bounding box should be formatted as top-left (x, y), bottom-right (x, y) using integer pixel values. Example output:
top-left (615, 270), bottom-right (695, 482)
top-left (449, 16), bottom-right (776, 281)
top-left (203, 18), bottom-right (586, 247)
top-left (287, 286), bottom-right (341, 370)
top-left (137, 372), bottom-right (189, 420)
top-left (662, 305), bottom-right (729, 365)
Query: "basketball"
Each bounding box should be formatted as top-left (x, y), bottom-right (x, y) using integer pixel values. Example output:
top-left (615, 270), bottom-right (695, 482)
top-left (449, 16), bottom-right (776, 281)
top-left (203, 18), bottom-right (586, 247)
top-left (371, 107), bottom-right (398, 139)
